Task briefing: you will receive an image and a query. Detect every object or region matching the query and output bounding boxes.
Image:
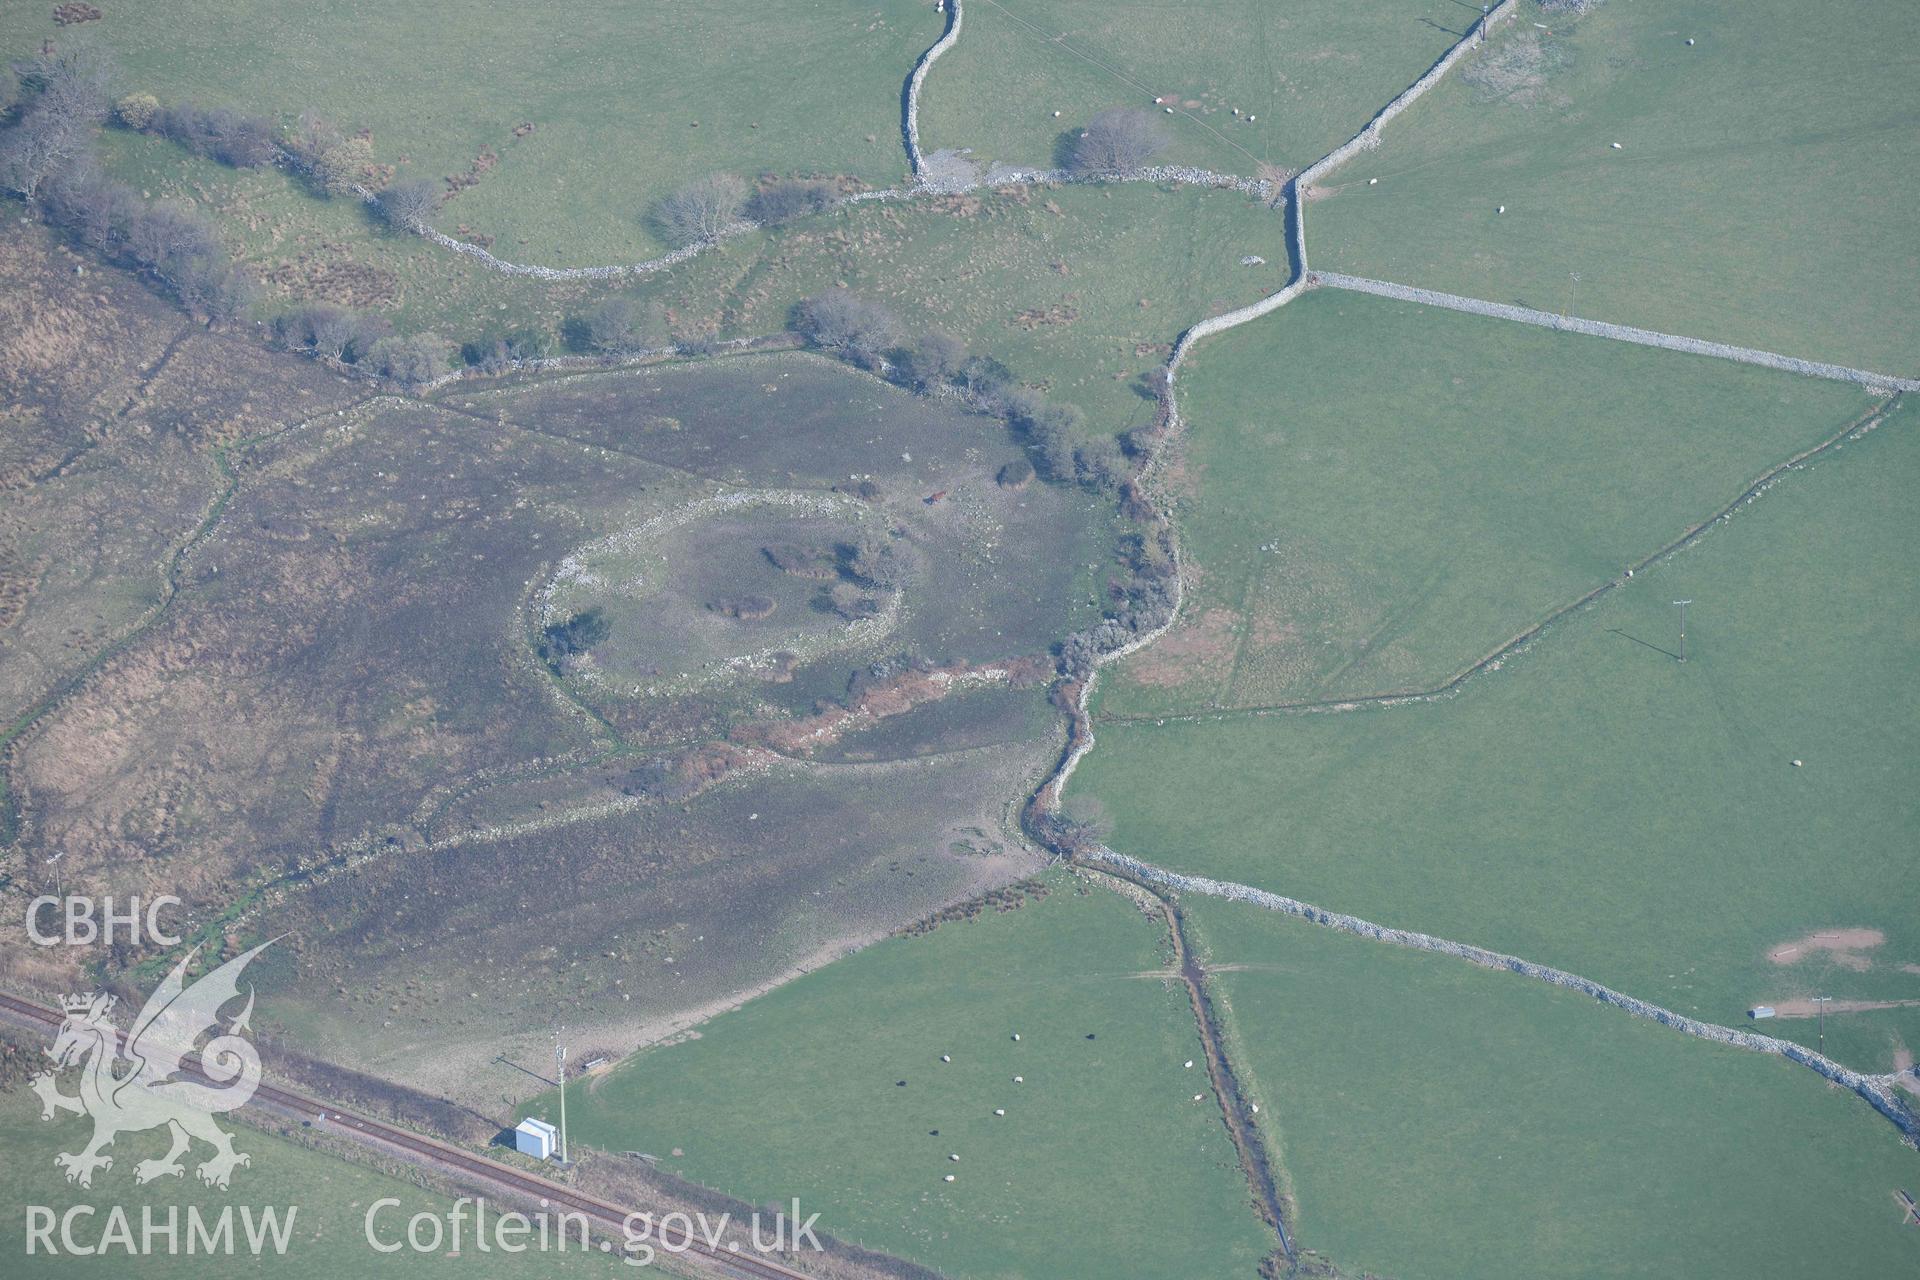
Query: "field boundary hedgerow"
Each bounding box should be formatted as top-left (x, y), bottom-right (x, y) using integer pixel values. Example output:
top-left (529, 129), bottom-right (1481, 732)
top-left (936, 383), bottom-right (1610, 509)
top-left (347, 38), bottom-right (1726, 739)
top-left (1083, 847), bottom-right (1920, 1145)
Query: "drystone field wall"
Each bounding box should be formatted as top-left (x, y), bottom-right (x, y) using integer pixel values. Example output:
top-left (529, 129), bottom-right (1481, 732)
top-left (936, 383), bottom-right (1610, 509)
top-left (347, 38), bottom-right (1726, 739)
top-left (905, 0), bottom-right (964, 176)
top-left (412, 223), bottom-right (712, 282)
top-left (1087, 848), bottom-right (1920, 1144)
top-left (977, 162), bottom-right (1275, 198)
top-left (1288, 0), bottom-right (1518, 273)
top-left (1317, 273), bottom-right (1920, 391)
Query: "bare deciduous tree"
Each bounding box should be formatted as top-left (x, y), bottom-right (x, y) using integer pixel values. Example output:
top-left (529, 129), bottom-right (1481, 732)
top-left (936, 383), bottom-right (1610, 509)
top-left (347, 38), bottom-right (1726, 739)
top-left (308, 307), bottom-right (365, 361)
top-left (794, 291), bottom-right (899, 360)
top-left (17, 38), bottom-right (116, 124)
top-left (898, 330), bottom-right (966, 392)
top-left (366, 333), bottom-right (452, 386)
top-left (651, 172), bottom-right (747, 247)
top-left (124, 201), bottom-right (215, 272)
top-left (1069, 108), bottom-right (1169, 177)
top-left (580, 297), bottom-right (632, 353)
top-left (0, 109), bottom-right (86, 197)
top-left (372, 177), bottom-right (439, 232)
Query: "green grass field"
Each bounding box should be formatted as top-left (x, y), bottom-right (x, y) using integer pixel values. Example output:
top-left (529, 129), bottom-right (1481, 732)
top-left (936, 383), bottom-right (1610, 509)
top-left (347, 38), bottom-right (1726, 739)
top-left (643, 180), bottom-right (1289, 427)
top-left (1077, 408), bottom-right (1920, 1071)
top-left (91, 128), bottom-right (590, 338)
top-left (1, 0), bottom-right (940, 263)
top-left (534, 873), bottom-right (1276, 1279)
top-left (1186, 898), bottom-right (1920, 1280)
top-left (0, 1088), bottom-right (613, 1276)
top-left (1100, 288), bottom-right (1874, 715)
top-left (1313, 0), bottom-right (1920, 375)
top-left (95, 129), bottom-right (1285, 429)
top-left (918, 0), bottom-right (1473, 175)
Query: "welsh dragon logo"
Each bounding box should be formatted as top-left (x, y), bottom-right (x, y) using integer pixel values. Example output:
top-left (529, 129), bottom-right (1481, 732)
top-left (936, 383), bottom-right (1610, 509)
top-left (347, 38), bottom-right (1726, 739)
top-left (30, 942), bottom-right (271, 1190)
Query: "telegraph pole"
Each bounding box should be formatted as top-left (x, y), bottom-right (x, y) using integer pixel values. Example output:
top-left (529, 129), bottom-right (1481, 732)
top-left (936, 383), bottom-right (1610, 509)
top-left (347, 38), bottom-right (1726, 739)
top-left (1672, 600), bottom-right (1692, 662)
top-left (555, 1028), bottom-right (569, 1165)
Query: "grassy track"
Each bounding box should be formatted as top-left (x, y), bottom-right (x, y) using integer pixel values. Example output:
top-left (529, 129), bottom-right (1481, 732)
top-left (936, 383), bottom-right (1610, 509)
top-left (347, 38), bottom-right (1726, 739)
top-left (1076, 406), bottom-right (1919, 1071)
top-left (1101, 288), bottom-right (1873, 714)
top-left (918, 0), bottom-right (1472, 174)
top-left (0, 0), bottom-right (939, 263)
top-left (535, 874), bottom-right (1275, 1280)
top-left (1313, 0), bottom-right (1920, 374)
top-left (1186, 898), bottom-right (1920, 1280)
top-left (0, 1088), bottom-right (614, 1275)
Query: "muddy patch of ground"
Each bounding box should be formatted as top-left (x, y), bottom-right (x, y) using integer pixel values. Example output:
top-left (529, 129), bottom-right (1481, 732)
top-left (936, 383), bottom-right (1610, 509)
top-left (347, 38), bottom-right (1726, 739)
top-left (1121, 606), bottom-right (1238, 691)
top-left (1767, 928), bottom-right (1886, 971)
top-left (1760, 997), bottom-right (1920, 1018)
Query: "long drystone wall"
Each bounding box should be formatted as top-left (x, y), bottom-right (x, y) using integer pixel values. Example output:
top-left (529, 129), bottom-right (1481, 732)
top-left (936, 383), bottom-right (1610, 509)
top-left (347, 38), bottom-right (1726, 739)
top-left (412, 223), bottom-right (716, 282)
top-left (1288, 0), bottom-right (1517, 273)
top-left (1087, 848), bottom-right (1920, 1144)
top-left (1317, 273), bottom-right (1920, 392)
top-left (905, 0), bottom-right (964, 176)
top-left (1041, 270), bottom-right (1315, 806)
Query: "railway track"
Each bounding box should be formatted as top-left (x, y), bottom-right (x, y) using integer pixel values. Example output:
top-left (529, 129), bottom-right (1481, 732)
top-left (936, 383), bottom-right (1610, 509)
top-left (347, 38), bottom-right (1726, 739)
top-left (0, 991), bottom-right (813, 1279)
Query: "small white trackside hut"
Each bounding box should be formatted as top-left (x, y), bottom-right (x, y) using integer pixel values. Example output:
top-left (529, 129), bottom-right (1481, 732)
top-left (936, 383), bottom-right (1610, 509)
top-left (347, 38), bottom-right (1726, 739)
top-left (515, 1117), bottom-right (559, 1161)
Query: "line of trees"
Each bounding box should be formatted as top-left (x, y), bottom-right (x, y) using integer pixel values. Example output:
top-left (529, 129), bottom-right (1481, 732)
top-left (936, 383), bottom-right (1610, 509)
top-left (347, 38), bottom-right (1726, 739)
top-left (116, 85), bottom-right (384, 205)
top-left (787, 287), bottom-right (1148, 501)
top-left (652, 174), bottom-right (843, 247)
top-left (142, 100), bottom-right (279, 168)
top-left (2, 42), bottom-right (254, 322)
top-left (267, 304), bottom-right (461, 387)
top-left (0, 41), bottom-right (113, 198)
